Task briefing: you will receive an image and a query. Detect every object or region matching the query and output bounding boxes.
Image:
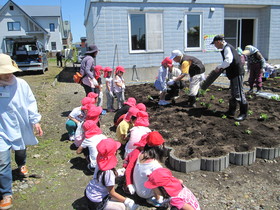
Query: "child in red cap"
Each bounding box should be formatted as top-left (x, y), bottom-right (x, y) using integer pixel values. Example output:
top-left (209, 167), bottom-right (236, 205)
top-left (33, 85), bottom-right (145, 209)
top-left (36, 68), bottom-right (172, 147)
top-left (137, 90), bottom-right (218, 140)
top-left (85, 138), bottom-right (139, 210)
top-left (145, 168), bottom-right (201, 209)
top-left (154, 57), bottom-right (173, 106)
top-left (104, 67), bottom-right (115, 112)
top-left (123, 131), bottom-right (165, 203)
top-left (113, 97), bottom-right (137, 127)
top-left (114, 65), bottom-right (126, 109)
top-left (124, 111), bottom-right (151, 158)
top-left (76, 120), bottom-right (107, 172)
top-left (65, 96), bottom-right (93, 141)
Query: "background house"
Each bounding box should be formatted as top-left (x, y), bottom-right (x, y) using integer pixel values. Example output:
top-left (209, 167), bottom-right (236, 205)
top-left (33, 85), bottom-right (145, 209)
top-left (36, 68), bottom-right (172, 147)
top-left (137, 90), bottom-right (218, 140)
top-left (84, 0), bottom-right (280, 80)
top-left (0, 0), bottom-right (71, 56)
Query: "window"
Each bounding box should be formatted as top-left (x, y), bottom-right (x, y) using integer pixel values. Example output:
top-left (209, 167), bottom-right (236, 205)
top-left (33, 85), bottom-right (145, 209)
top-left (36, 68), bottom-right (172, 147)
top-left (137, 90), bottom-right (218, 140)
top-left (185, 13), bottom-right (202, 50)
top-left (50, 23), bottom-right (55, 32)
top-left (129, 12), bottom-right (163, 53)
top-left (224, 19), bottom-right (255, 49)
top-left (7, 22), bottom-right (21, 31)
top-left (9, 5), bottom-right (14, 10)
top-left (51, 42), bottom-right (56, 50)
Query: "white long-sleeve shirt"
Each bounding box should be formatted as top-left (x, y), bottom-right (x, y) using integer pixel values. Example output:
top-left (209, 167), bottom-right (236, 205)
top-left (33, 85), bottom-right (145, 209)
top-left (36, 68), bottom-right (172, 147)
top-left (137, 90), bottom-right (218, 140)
top-left (0, 78), bottom-right (41, 151)
top-left (217, 42), bottom-right (233, 69)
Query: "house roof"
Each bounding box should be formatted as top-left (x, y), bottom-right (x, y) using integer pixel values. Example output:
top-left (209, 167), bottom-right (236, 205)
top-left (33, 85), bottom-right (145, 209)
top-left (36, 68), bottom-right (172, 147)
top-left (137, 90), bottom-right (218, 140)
top-left (21, 5), bottom-right (61, 17)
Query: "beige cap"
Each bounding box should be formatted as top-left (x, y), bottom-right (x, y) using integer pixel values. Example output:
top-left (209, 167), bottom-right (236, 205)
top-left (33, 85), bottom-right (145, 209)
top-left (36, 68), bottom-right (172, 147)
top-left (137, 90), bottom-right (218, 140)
top-left (0, 54), bottom-right (22, 74)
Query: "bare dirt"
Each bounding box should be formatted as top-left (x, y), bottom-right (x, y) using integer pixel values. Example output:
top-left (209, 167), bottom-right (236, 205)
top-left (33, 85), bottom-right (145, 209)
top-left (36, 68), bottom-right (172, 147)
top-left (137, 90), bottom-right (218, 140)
top-left (125, 82), bottom-right (280, 160)
top-left (10, 63), bottom-right (280, 209)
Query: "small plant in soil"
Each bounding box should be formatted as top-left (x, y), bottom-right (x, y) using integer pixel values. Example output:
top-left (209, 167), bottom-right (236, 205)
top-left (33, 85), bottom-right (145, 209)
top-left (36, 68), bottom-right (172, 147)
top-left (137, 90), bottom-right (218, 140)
top-left (259, 113), bottom-right (269, 121)
top-left (205, 103), bottom-right (212, 109)
top-left (210, 95), bottom-right (215, 100)
top-left (147, 95), bottom-right (154, 100)
top-left (218, 98), bottom-right (224, 104)
top-left (248, 110), bottom-right (253, 116)
top-left (198, 89), bottom-right (206, 96)
top-left (221, 114), bottom-right (227, 119)
top-left (196, 97), bottom-right (200, 101)
top-left (200, 102), bottom-right (206, 106)
top-left (248, 95), bottom-right (253, 99)
top-left (234, 121), bottom-right (240, 126)
top-left (245, 129), bottom-right (252, 135)
top-left (271, 96), bottom-right (280, 101)
top-left (218, 88), bottom-right (222, 91)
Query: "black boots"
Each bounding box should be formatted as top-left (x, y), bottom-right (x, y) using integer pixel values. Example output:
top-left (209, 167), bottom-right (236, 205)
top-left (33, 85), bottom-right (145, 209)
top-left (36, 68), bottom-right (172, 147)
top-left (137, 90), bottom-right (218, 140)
top-left (225, 99), bottom-right (237, 118)
top-left (235, 103), bottom-right (248, 121)
top-left (188, 96), bottom-right (196, 107)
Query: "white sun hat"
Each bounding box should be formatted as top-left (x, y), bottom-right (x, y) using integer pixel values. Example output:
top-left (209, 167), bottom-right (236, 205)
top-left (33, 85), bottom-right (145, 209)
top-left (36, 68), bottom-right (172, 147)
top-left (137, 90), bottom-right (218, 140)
top-left (0, 54), bottom-right (21, 74)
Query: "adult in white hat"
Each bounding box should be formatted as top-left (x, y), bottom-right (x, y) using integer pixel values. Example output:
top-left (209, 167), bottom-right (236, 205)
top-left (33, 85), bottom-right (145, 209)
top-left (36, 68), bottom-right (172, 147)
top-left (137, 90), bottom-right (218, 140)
top-left (0, 54), bottom-right (43, 209)
top-left (242, 45), bottom-right (266, 93)
top-left (169, 50), bottom-right (205, 107)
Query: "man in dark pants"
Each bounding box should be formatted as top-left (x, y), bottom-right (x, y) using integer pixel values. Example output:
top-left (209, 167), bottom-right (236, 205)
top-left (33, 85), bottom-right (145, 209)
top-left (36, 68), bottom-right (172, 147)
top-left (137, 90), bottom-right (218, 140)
top-left (211, 35), bottom-right (248, 121)
top-left (56, 51), bottom-right (63, 67)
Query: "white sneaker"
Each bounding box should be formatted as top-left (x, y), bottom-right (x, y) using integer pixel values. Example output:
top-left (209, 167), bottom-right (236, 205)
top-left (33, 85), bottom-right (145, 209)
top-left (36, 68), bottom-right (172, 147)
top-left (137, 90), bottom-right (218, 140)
top-left (69, 135), bottom-right (75, 141)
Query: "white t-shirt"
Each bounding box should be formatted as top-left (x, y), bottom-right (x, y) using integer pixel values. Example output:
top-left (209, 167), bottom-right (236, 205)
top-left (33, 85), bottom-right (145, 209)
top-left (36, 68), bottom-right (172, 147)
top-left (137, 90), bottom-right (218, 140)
top-left (114, 75), bottom-right (124, 93)
top-left (133, 156), bottom-right (162, 199)
top-left (86, 166), bottom-right (115, 202)
top-left (81, 134), bottom-right (107, 168)
top-left (69, 106), bottom-right (85, 122)
top-left (105, 77), bottom-right (114, 92)
top-left (125, 126), bottom-right (151, 157)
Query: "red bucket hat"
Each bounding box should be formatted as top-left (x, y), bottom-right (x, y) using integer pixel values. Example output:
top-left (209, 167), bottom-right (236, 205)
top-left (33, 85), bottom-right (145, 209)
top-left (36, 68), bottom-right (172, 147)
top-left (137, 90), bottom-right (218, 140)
top-left (83, 120), bottom-right (102, 138)
top-left (161, 57), bottom-right (173, 67)
top-left (87, 92), bottom-right (98, 99)
top-left (86, 105), bottom-right (102, 122)
top-left (136, 103), bottom-right (146, 112)
top-left (124, 107), bottom-right (139, 122)
top-left (96, 138), bottom-right (121, 171)
top-left (103, 67), bottom-right (113, 78)
top-left (144, 168), bottom-right (183, 197)
top-left (81, 97), bottom-right (93, 106)
top-left (146, 131), bottom-right (165, 146)
top-left (134, 111), bottom-right (149, 127)
top-left (115, 65), bottom-right (125, 74)
top-left (123, 97), bottom-right (137, 107)
top-left (94, 65), bottom-right (103, 80)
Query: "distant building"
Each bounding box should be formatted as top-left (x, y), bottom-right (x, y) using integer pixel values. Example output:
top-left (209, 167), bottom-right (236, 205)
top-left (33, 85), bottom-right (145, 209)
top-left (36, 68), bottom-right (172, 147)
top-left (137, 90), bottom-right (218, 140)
top-left (84, 0), bottom-right (280, 70)
top-left (0, 0), bottom-right (71, 56)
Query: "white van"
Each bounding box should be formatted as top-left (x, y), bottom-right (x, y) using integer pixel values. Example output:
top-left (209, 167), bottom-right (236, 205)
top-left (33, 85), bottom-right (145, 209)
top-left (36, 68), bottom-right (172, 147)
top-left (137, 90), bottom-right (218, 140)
top-left (7, 36), bottom-right (48, 73)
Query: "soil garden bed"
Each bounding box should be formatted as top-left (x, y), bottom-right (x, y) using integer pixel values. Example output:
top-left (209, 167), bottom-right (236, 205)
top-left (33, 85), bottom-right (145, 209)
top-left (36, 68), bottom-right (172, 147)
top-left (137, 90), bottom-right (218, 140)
top-left (125, 83), bottom-right (280, 162)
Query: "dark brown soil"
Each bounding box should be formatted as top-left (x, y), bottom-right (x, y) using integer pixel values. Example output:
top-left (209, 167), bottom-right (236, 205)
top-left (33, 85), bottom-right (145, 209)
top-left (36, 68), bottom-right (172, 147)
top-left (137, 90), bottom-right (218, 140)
top-left (125, 83), bottom-right (280, 160)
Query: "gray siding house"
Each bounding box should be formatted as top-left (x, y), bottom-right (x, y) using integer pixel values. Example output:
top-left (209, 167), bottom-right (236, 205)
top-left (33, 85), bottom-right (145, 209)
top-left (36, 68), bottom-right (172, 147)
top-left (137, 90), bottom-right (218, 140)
top-left (0, 0), bottom-right (69, 55)
top-left (84, 0), bottom-right (280, 79)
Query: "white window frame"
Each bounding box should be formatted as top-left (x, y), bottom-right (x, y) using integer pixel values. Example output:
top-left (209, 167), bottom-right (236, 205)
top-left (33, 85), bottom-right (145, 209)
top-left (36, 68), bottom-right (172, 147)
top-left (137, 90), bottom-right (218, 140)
top-left (128, 11), bottom-right (163, 53)
top-left (184, 13), bottom-right (202, 51)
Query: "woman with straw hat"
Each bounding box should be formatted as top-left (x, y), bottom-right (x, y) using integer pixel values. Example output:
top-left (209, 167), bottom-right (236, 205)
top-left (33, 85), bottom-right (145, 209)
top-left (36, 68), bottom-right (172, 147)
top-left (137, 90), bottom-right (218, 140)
top-left (0, 54), bottom-right (43, 209)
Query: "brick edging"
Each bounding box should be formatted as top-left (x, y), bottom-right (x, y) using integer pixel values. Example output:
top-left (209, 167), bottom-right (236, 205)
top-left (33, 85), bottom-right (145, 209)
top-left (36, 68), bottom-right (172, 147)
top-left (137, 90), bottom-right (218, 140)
top-left (166, 145), bottom-right (280, 172)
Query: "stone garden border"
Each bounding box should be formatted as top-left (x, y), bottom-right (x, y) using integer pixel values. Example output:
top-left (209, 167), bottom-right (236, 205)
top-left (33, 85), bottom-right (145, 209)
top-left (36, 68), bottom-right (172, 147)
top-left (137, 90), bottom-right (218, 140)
top-left (166, 145), bottom-right (280, 172)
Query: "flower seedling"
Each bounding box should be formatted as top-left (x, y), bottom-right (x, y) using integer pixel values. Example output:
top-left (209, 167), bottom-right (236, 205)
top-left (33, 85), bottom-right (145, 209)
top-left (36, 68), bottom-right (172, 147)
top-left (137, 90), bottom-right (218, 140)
top-left (147, 95), bottom-right (153, 100)
top-left (248, 110), bottom-right (253, 116)
top-left (205, 103), bottom-right (212, 109)
top-left (218, 88), bottom-right (222, 91)
top-left (245, 129), bottom-right (252, 135)
top-left (200, 102), bottom-right (206, 106)
top-left (248, 95), bottom-right (253, 99)
top-left (218, 98), bottom-right (224, 104)
top-left (271, 96), bottom-right (280, 101)
top-left (259, 113), bottom-right (268, 121)
top-left (221, 115), bottom-right (227, 119)
top-left (234, 121), bottom-right (240, 126)
top-left (198, 89), bottom-right (206, 96)
top-left (210, 95), bottom-right (215, 100)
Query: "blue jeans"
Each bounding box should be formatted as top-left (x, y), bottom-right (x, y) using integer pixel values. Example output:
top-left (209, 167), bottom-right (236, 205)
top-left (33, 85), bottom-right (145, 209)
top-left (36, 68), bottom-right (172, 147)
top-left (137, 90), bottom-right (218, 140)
top-left (66, 120), bottom-right (77, 136)
top-left (0, 149), bottom-right (12, 197)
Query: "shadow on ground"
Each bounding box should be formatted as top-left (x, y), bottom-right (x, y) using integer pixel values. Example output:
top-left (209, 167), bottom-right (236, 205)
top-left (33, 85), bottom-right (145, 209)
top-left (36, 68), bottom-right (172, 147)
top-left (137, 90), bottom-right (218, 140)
top-left (57, 67), bottom-right (79, 83)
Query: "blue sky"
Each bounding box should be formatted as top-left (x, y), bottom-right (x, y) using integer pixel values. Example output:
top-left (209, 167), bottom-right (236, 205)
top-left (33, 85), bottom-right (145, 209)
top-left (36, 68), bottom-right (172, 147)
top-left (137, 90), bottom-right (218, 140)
top-left (3, 0), bottom-right (85, 43)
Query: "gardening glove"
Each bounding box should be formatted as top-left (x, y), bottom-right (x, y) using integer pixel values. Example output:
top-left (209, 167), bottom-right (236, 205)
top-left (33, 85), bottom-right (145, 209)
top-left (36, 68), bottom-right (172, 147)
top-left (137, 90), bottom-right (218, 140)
top-left (124, 198), bottom-right (139, 210)
top-left (117, 167), bottom-right (126, 177)
top-left (109, 91), bottom-right (114, 97)
top-left (167, 80), bottom-right (175, 86)
top-left (127, 184), bottom-right (136, 195)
